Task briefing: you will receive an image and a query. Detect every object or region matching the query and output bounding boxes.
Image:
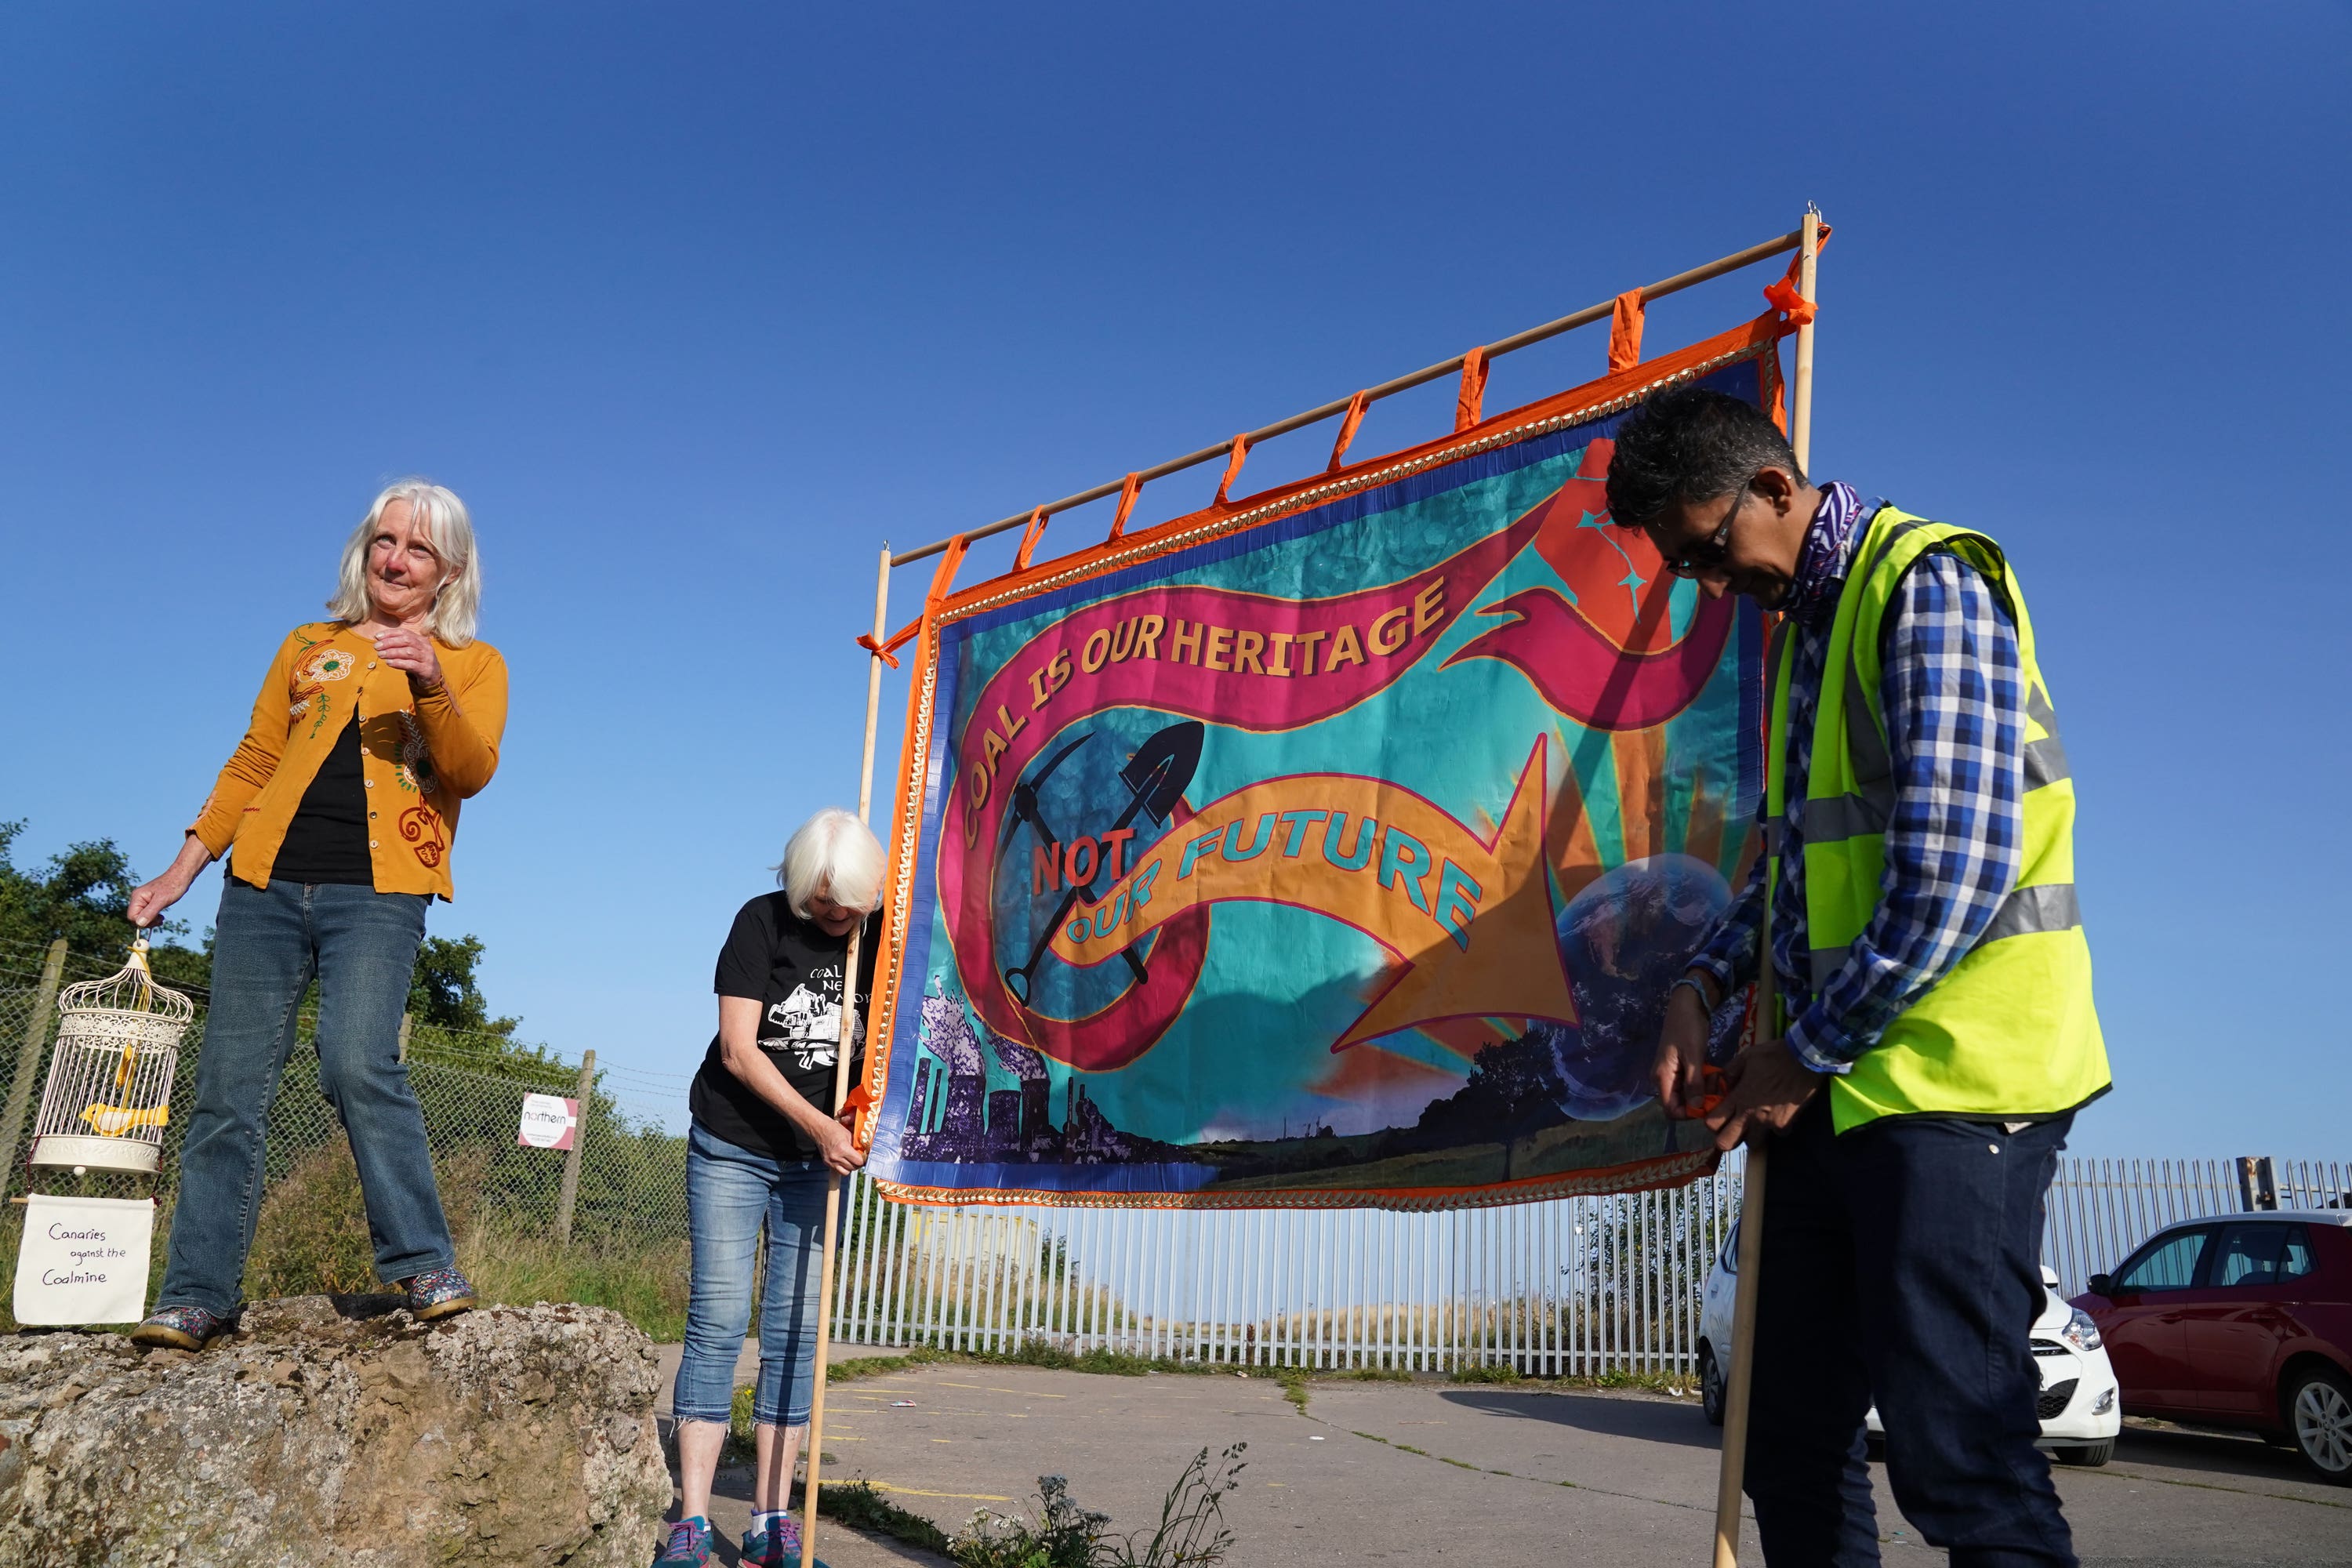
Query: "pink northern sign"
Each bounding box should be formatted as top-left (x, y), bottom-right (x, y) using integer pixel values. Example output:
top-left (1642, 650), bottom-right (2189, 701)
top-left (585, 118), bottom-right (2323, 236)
top-left (517, 1094), bottom-right (579, 1151)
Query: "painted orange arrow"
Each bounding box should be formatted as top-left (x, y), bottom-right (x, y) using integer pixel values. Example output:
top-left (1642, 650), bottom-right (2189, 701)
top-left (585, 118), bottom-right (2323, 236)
top-left (1045, 736), bottom-right (1575, 1051)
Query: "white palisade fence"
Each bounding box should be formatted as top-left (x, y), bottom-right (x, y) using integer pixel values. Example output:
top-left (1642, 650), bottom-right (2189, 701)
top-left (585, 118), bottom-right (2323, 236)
top-left (826, 1152), bottom-right (2350, 1374)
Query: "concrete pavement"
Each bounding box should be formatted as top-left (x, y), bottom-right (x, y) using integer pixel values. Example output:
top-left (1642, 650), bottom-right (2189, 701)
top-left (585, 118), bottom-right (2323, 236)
top-left (654, 1350), bottom-right (2350, 1566)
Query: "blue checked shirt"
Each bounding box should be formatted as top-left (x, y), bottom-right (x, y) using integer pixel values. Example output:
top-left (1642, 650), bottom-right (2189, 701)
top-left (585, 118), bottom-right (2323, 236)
top-left (1687, 482), bottom-right (2027, 1072)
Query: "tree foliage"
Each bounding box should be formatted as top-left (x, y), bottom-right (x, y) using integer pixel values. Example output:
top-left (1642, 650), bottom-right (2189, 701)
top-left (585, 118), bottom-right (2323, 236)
top-left (0, 818), bottom-right (207, 989)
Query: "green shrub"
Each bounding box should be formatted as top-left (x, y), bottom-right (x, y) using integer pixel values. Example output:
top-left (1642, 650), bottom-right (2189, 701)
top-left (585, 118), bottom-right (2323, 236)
top-left (244, 1142), bottom-right (377, 1298)
top-left (456, 1226), bottom-right (690, 1341)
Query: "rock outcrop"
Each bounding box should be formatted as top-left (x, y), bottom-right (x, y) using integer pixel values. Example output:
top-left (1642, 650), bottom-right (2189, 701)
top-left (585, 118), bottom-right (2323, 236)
top-left (0, 1296), bottom-right (670, 1566)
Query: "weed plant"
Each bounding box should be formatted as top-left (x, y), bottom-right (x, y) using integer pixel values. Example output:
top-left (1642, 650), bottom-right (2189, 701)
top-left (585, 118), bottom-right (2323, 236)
top-left (950, 1445), bottom-right (1245, 1568)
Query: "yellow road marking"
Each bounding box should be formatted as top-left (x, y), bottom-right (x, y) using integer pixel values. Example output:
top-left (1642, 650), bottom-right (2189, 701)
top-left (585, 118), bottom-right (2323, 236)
top-left (862, 1482), bottom-right (1014, 1502)
top-left (931, 1379), bottom-right (1065, 1399)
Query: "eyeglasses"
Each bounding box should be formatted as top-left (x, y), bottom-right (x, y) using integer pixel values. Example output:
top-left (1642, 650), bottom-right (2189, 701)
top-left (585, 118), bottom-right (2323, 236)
top-left (1657, 475), bottom-right (1757, 578)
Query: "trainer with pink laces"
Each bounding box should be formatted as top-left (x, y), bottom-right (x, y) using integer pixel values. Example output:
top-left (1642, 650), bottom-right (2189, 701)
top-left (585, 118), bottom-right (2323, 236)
top-left (125, 481), bottom-right (506, 1352)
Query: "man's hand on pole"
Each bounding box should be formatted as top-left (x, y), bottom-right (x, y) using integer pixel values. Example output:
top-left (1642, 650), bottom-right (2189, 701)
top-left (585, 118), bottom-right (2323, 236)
top-left (1704, 1040), bottom-right (1824, 1152)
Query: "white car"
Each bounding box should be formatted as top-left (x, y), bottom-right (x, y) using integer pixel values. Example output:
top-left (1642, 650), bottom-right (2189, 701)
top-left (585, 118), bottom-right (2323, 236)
top-left (1697, 1218), bottom-right (2124, 1465)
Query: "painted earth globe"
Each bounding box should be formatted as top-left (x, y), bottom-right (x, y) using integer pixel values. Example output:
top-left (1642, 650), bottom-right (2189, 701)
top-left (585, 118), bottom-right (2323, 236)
top-left (1546, 853), bottom-right (1733, 1120)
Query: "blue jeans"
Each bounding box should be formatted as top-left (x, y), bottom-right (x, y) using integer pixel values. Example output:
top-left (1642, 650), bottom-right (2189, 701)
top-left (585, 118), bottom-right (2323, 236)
top-left (157, 877), bottom-right (454, 1317)
top-left (675, 1120), bottom-right (831, 1428)
top-left (1745, 1093), bottom-right (2078, 1567)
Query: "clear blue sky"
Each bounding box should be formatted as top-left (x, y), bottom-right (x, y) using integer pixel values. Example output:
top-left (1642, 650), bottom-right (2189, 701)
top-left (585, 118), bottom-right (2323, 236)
top-left (2, 4), bottom-right (2343, 1156)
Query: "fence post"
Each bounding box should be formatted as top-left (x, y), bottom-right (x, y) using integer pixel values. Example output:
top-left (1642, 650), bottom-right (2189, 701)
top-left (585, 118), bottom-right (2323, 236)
top-left (396, 1011), bottom-right (412, 1063)
top-left (0, 938), bottom-right (69, 1204)
top-left (554, 1048), bottom-right (594, 1246)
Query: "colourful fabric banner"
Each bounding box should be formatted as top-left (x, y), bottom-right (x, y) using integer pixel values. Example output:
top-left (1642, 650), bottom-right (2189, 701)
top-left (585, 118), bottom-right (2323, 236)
top-left (861, 318), bottom-right (1786, 1210)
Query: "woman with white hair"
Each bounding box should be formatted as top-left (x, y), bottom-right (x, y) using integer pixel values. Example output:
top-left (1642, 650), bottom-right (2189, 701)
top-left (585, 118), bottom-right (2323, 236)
top-left (660, 807), bottom-right (884, 1568)
top-left (123, 479), bottom-right (508, 1350)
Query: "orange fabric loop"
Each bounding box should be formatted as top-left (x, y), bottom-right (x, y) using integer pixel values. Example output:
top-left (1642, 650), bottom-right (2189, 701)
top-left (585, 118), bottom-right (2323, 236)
top-left (858, 532), bottom-right (974, 665)
top-left (857, 624), bottom-right (919, 669)
top-left (1453, 347), bottom-right (1489, 433)
top-left (1013, 506), bottom-right (1051, 572)
top-left (1106, 472), bottom-right (1142, 543)
top-left (1212, 434), bottom-right (1251, 506)
top-left (1762, 223), bottom-right (1832, 325)
top-left (1326, 390), bottom-right (1370, 472)
top-left (926, 532), bottom-right (971, 608)
top-left (1607, 291), bottom-right (1646, 374)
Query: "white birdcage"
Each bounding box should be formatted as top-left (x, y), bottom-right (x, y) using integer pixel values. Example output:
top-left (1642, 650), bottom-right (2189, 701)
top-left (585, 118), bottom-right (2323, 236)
top-left (27, 939), bottom-right (194, 1177)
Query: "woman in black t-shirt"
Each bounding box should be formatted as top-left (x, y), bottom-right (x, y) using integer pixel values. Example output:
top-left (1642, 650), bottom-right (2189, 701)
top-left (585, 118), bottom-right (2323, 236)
top-left (664, 808), bottom-right (884, 1568)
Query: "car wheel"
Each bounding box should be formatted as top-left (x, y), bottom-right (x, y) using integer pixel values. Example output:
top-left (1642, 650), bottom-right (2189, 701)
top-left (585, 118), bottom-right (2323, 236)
top-left (2054, 1439), bottom-right (2114, 1467)
top-left (2285, 1364), bottom-right (2352, 1486)
top-left (1700, 1345), bottom-right (1725, 1427)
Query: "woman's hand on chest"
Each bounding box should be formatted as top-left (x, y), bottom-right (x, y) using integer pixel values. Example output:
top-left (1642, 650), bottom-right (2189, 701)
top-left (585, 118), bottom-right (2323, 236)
top-left (371, 626), bottom-right (445, 692)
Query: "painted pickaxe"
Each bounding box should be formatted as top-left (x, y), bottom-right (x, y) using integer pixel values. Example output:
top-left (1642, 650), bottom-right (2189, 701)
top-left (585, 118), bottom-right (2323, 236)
top-left (1001, 719), bottom-right (1204, 1005)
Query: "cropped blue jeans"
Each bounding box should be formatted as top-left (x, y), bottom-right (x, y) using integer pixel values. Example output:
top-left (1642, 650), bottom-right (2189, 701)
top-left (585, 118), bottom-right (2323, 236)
top-left (673, 1120), bottom-right (831, 1429)
top-left (156, 877), bottom-right (455, 1318)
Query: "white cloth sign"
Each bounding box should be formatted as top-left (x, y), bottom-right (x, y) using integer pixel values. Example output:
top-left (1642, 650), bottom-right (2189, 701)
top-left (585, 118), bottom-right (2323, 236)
top-left (517, 1093), bottom-right (579, 1150)
top-left (13, 1195), bottom-right (154, 1326)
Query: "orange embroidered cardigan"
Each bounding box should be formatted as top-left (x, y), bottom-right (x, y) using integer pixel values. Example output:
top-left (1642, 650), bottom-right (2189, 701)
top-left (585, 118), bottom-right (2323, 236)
top-left (189, 622), bottom-right (510, 900)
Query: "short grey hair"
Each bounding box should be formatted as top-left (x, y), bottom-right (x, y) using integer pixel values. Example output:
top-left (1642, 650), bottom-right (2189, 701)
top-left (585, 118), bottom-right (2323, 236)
top-left (327, 479), bottom-right (482, 646)
top-left (776, 808), bottom-right (884, 918)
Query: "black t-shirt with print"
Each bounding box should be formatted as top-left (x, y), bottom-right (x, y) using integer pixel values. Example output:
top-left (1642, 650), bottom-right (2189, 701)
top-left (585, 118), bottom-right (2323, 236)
top-left (688, 893), bottom-right (880, 1160)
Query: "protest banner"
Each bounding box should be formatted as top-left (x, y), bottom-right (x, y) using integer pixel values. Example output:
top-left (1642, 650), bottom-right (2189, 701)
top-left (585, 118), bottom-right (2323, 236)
top-left (853, 319), bottom-right (1814, 1214)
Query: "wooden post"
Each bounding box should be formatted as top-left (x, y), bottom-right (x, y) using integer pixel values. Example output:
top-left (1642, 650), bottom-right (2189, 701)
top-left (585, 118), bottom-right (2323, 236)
top-left (554, 1048), bottom-right (595, 1247)
top-left (1710, 206), bottom-right (1820, 1568)
top-left (396, 1011), bottom-right (413, 1064)
top-left (0, 939), bottom-right (69, 1204)
top-left (800, 544), bottom-right (894, 1563)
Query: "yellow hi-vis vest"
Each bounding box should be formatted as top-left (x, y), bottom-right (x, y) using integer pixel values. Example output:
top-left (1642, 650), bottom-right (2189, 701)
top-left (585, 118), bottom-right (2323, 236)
top-left (1766, 506), bottom-right (2111, 1132)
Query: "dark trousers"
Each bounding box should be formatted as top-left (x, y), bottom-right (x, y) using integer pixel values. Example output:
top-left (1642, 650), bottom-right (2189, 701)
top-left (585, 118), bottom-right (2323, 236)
top-left (1745, 1094), bottom-right (2077, 1567)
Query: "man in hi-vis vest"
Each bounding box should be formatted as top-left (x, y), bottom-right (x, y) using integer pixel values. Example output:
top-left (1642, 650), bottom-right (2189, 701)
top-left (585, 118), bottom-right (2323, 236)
top-left (1613, 387), bottom-right (2109, 1568)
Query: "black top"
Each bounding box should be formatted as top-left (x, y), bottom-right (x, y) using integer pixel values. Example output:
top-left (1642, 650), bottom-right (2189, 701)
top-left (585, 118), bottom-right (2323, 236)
top-left (272, 721), bottom-right (373, 885)
top-left (689, 893), bottom-right (880, 1160)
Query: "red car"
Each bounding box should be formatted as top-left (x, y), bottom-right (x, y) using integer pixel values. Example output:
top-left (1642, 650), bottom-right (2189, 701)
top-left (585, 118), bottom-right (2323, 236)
top-left (2074, 1210), bottom-right (2352, 1484)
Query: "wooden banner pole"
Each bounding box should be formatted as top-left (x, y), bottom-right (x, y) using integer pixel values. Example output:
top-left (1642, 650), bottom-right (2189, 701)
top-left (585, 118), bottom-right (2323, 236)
top-left (1709, 205), bottom-right (1820, 1568)
top-left (799, 543), bottom-right (895, 1564)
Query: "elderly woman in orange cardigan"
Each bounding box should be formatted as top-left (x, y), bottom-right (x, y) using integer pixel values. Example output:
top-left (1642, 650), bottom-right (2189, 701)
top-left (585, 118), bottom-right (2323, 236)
top-left (125, 479), bottom-right (509, 1350)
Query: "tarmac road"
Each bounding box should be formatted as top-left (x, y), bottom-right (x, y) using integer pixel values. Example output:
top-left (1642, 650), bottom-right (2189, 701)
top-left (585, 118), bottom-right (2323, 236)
top-left (657, 1346), bottom-right (2350, 1566)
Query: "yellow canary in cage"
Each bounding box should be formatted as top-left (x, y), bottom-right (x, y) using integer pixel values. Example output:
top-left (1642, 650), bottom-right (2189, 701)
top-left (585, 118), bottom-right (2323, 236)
top-left (79, 1102), bottom-right (170, 1137)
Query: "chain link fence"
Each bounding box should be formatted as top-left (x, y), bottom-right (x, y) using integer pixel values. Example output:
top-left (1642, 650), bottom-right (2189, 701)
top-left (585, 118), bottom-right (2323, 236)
top-left (2, 939), bottom-right (690, 1319)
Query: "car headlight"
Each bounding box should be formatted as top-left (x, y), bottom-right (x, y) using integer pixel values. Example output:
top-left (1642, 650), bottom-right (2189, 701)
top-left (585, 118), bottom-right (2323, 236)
top-left (2060, 1306), bottom-right (2102, 1354)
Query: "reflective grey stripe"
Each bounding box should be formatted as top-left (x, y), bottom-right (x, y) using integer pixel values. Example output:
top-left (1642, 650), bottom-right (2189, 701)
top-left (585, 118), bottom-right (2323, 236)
top-left (1806, 882), bottom-right (2081, 992)
top-left (1977, 882), bottom-right (2082, 945)
top-left (1798, 792), bottom-right (1886, 845)
top-left (2025, 685), bottom-right (2058, 731)
top-left (2023, 685), bottom-right (2071, 789)
top-left (2024, 734), bottom-right (2071, 789)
